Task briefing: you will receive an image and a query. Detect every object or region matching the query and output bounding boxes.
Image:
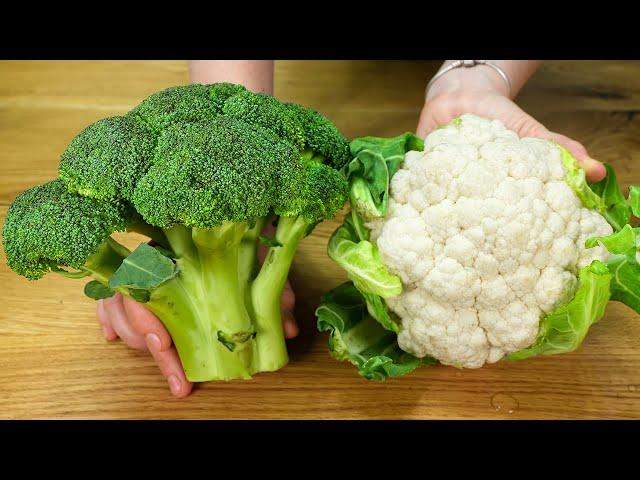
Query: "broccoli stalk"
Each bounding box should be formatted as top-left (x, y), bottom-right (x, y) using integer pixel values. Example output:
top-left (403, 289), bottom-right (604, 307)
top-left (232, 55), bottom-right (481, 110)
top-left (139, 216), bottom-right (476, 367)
top-left (250, 215), bottom-right (308, 370)
top-left (118, 216), bottom-right (309, 381)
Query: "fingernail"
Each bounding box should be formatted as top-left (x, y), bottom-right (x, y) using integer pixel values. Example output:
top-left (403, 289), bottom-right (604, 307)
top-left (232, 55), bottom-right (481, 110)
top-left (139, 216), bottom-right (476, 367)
top-left (168, 375), bottom-right (181, 395)
top-left (145, 333), bottom-right (161, 352)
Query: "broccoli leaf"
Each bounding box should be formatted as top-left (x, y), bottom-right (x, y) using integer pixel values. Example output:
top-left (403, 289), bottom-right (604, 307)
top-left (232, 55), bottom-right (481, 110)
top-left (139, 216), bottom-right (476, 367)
top-left (327, 213), bottom-right (401, 299)
top-left (128, 289), bottom-right (151, 304)
top-left (83, 280), bottom-right (115, 300)
top-left (507, 261), bottom-right (612, 361)
top-left (151, 244), bottom-right (176, 259)
top-left (109, 243), bottom-right (178, 290)
top-left (345, 132), bottom-right (424, 219)
top-left (316, 282), bottom-right (433, 380)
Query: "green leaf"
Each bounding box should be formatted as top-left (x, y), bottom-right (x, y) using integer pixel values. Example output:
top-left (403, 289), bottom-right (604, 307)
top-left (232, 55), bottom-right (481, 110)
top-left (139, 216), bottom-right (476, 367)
top-left (327, 213), bottom-right (402, 299)
top-left (258, 235), bottom-right (283, 248)
top-left (316, 282), bottom-right (432, 380)
top-left (361, 291), bottom-right (400, 333)
top-left (558, 145), bottom-right (607, 212)
top-left (507, 261), bottom-right (612, 361)
top-left (128, 289), bottom-right (151, 303)
top-left (627, 185), bottom-right (640, 217)
top-left (345, 132), bottom-right (424, 219)
top-left (109, 243), bottom-right (178, 290)
top-left (606, 254), bottom-right (640, 313)
top-left (587, 163), bottom-right (631, 231)
top-left (151, 244), bottom-right (176, 259)
top-left (597, 225), bottom-right (640, 313)
top-left (349, 209), bottom-right (369, 242)
top-left (585, 224), bottom-right (636, 254)
top-left (83, 280), bottom-right (115, 300)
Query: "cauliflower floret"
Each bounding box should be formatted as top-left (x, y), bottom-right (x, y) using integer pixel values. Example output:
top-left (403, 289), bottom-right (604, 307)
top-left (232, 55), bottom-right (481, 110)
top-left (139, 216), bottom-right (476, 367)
top-left (398, 303), bottom-right (489, 368)
top-left (371, 114), bottom-right (612, 368)
top-left (535, 267), bottom-right (578, 313)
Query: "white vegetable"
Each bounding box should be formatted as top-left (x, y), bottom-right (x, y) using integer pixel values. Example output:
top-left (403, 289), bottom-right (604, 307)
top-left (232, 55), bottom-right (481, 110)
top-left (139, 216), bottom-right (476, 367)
top-left (366, 114), bottom-right (613, 368)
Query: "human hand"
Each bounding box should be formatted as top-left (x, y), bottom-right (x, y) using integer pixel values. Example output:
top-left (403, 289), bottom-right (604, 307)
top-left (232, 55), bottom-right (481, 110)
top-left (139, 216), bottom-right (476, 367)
top-left (96, 223), bottom-right (298, 398)
top-left (417, 62), bottom-right (606, 182)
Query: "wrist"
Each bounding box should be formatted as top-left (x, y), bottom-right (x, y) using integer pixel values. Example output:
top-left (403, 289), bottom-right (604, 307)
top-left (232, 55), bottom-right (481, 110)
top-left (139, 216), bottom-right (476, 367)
top-left (426, 61), bottom-right (511, 102)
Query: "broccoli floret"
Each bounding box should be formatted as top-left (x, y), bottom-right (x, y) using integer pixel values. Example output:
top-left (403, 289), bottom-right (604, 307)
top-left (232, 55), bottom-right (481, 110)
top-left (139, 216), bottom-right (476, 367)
top-left (208, 82), bottom-right (248, 112)
top-left (222, 90), bottom-right (306, 150)
top-left (275, 160), bottom-right (349, 223)
top-left (3, 82), bottom-right (351, 384)
top-left (129, 84), bottom-right (219, 134)
top-left (2, 179), bottom-right (130, 280)
top-left (285, 102), bottom-right (351, 169)
top-left (59, 116), bottom-right (156, 201)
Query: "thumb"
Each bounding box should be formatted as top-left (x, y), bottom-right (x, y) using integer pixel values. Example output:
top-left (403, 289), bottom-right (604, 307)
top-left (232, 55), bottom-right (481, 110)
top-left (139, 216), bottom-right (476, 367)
top-left (538, 131), bottom-right (606, 182)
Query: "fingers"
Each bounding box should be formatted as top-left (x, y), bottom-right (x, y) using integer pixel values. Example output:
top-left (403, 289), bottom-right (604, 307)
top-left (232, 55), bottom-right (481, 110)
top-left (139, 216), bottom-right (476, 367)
top-left (101, 294), bottom-right (147, 350)
top-left (122, 297), bottom-right (192, 397)
top-left (96, 299), bottom-right (118, 341)
top-left (542, 131), bottom-right (607, 182)
top-left (146, 339), bottom-right (193, 398)
top-left (280, 279), bottom-right (299, 339)
top-left (280, 279), bottom-right (295, 312)
top-left (96, 293), bottom-right (193, 398)
top-left (122, 297), bottom-right (173, 352)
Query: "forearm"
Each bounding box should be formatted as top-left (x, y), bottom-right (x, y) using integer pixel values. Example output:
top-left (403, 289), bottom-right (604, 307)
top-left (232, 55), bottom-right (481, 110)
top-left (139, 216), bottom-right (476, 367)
top-left (188, 60), bottom-right (274, 94)
top-left (427, 60), bottom-right (542, 101)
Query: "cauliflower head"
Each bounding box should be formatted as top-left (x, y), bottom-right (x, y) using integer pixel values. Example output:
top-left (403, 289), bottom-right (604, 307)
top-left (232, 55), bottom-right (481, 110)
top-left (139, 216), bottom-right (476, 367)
top-left (366, 114), bottom-right (612, 367)
top-left (318, 114), bottom-right (640, 380)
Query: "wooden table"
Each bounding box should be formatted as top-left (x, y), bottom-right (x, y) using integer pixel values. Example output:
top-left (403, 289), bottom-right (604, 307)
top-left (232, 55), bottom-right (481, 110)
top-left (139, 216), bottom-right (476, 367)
top-left (1, 60), bottom-right (639, 419)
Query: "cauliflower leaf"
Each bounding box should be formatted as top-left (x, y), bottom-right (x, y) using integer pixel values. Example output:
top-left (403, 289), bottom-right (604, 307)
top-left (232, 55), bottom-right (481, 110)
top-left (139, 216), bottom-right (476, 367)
top-left (316, 282), bottom-right (435, 380)
top-left (345, 132), bottom-right (423, 220)
top-left (327, 212), bottom-right (402, 299)
top-left (507, 261), bottom-right (611, 361)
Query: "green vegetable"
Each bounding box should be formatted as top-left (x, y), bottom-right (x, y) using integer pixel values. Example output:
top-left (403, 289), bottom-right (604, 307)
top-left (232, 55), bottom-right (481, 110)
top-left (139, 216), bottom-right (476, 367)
top-left (2, 83), bottom-right (350, 382)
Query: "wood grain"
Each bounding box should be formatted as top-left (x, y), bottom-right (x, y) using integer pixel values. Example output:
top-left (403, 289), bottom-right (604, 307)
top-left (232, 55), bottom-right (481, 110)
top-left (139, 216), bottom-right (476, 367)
top-left (0, 60), bottom-right (639, 419)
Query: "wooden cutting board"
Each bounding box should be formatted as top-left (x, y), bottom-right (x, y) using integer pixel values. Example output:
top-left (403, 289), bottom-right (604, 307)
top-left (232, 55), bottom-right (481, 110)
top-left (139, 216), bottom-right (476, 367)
top-left (1, 60), bottom-right (639, 419)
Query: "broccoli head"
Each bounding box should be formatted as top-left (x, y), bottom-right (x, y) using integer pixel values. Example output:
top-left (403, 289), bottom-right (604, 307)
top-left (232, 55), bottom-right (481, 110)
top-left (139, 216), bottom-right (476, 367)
top-left (132, 117), bottom-right (305, 228)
